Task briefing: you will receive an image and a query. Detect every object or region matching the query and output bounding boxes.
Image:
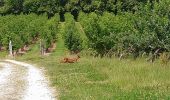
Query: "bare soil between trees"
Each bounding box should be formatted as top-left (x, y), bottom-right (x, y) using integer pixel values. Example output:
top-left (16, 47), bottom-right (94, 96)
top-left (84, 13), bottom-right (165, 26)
top-left (0, 60), bottom-right (57, 100)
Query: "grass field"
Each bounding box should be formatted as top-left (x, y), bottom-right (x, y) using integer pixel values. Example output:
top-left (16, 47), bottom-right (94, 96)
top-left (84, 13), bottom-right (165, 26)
top-left (12, 23), bottom-right (170, 100)
top-left (0, 51), bottom-right (7, 60)
top-left (16, 46), bottom-right (170, 99)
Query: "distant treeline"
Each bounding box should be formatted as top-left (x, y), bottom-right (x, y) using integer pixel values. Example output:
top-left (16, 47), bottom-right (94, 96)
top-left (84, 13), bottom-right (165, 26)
top-left (0, 0), bottom-right (158, 19)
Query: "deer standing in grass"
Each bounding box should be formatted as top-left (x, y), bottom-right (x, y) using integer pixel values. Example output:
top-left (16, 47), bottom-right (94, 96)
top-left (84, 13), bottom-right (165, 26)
top-left (60, 55), bottom-right (80, 63)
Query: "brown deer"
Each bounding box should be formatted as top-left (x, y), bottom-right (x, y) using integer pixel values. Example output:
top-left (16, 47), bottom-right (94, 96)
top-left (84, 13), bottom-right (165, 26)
top-left (60, 55), bottom-right (80, 63)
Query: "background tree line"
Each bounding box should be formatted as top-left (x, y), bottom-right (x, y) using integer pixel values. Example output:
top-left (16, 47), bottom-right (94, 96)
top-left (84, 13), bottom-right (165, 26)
top-left (0, 0), bottom-right (157, 19)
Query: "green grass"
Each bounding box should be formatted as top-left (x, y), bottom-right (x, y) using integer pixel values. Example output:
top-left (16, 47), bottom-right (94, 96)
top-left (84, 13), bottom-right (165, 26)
top-left (0, 51), bottom-right (7, 60)
top-left (7, 23), bottom-right (170, 99)
top-left (17, 50), bottom-right (170, 99)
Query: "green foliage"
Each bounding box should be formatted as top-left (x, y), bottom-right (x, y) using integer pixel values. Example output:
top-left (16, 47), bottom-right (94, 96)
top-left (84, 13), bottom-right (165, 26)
top-left (0, 0), bottom-right (24, 14)
top-left (0, 0), bottom-right (157, 15)
top-left (79, 0), bottom-right (170, 57)
top-left (63, 13), bottom-right (83, 53)
top-left (132, 1), bottom-right (170, 54)
top-left (40, 14), bottom-right (59, 49)
top-left (0, 13), bottom-right (59, 51)
top-left (80, 12), bottom-right (134, 56)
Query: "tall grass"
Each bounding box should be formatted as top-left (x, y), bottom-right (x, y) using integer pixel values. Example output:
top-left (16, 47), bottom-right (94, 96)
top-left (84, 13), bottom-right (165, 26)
top-left (18, 52), bottom-right (170, 99)
top-left (0, 51), bottom-right (7, 59)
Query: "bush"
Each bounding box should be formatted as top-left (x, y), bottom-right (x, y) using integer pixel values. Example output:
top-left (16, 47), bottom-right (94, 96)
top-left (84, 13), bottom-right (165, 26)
top-left (79, 1), bottom-right (170, 58)
top-left (80, 12), bottom-right (134, 57)
top-left (0, 13), bottom-right (59, 52)
top-left (40, 14), bottom-right (59, 50)
top-left (64, 13), bottom-right (83, 53)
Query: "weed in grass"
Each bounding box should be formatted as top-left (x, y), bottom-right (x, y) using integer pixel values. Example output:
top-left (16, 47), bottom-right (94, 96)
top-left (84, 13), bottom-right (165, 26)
top-left (159, 52), bottom-right (170, 65)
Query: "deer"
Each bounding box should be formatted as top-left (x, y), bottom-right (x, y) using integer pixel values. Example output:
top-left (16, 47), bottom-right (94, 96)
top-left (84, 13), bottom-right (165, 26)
top-left (60, 55), bottom-right (80, 63)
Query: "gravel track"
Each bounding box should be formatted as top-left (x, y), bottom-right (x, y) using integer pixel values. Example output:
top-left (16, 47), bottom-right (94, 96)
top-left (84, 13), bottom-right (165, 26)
top-left (0, 60), bottom-right (56, 100)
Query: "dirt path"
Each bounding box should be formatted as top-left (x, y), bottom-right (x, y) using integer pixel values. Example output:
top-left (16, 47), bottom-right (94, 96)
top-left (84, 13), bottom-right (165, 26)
top-left (0, 60), bottom-right (56, 100)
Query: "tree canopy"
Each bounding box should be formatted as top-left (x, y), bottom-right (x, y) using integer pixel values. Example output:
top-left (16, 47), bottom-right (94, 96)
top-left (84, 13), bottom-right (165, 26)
top-left (0, 0), bottom-right (158, 17)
